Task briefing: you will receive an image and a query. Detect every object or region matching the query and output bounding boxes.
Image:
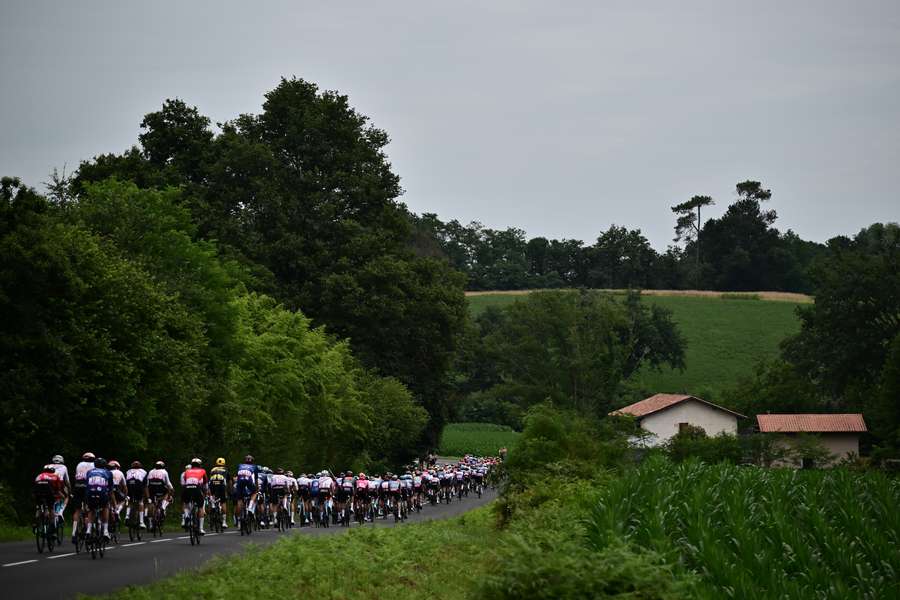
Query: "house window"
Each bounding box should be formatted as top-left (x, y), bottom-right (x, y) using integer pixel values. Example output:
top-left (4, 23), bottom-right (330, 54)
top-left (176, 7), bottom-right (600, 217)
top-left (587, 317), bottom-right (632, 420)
top-left (678, 422), bottom-right (690, 434)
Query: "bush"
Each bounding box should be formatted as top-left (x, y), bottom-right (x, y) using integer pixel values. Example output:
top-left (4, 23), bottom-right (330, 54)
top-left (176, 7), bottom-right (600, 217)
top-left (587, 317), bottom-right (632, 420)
top-left (478, 534), bottom-right (692, 600)
top-left (665, 426), bottom-right (743, 464)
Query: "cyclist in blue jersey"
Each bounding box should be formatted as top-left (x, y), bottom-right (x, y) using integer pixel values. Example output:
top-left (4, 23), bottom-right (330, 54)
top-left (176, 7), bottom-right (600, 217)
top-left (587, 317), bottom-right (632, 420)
top-left (234, 455), bottom-right (258, 524)
top-left (85, 458), bottom-right (113, 540)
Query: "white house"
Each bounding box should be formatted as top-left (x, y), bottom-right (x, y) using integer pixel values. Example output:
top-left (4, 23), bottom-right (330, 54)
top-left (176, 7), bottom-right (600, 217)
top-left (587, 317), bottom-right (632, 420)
top-left (611, 393), bottom-right (745, 446)
top-left (756, 413), bottom-right (867, 468)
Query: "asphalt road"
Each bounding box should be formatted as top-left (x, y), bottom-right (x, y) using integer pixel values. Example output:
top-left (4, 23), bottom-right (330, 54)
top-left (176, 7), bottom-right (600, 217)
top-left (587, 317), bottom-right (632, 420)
top-left (0, 487), bottom-right (497, 600)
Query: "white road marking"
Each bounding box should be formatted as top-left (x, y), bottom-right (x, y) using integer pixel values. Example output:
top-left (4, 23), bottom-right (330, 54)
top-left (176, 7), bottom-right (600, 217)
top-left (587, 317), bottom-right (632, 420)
top-left (223, 531), bottom-right (238, 535)
top-left (150, 538), bottom-right (171, 543)
top-left (206, 533), bottom-right (218, 537)
top-left (47, 552), bottom-right (76, 560)
top-left (121, 542), bottom-right (145, 547)
top-left (3, 560), bottom-right (38, 567)
top-left (177, 536), bottom-right (189, 539)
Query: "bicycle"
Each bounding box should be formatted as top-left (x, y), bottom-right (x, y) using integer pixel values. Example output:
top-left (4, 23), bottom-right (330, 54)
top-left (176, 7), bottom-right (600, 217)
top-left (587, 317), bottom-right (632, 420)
top-left (127, 498), bottom-right (143, 542)
top-left (207, 496), bottom-right (222, 534)
top-left (238, 497), bottom-right (252, 536)
top-left (73, 502), bottom-right (88, 554)
top-left (149, 496), bottom-right (166, 537)
top-left (187, 500), bottom-right (202, 546)
top-left (34, 500), bottom-right (56, 554)
top-left (85, 509), bottom-right (106, 560)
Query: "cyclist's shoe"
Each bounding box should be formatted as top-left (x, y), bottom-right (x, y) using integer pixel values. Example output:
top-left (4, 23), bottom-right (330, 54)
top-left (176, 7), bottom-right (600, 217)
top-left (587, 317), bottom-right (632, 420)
top-left (102, 532), bottom-right (110, 541)
top-left (199, 528), bottom-right (206, 535)
top-left (140, 521), bottom-right (147, 529)
top-left (71, 534), bottom-right (77, 545)
top-left (222, 518), bottom-right (228, 528)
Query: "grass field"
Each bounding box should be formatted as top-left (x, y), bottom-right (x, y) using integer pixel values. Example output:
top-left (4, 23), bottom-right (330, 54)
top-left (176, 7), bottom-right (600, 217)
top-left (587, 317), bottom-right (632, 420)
top-left (438, 422), bottom-right (520, 457)
top-left (467, 291), bottom-right (803, 400)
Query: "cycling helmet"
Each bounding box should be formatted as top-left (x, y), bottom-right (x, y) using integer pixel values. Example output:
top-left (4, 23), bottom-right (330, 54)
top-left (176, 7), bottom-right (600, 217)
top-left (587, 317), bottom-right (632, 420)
top-left (82, 451), bottom-right (95, 461)
top-left (191, 457), bottom-right (202, 466)
top-left (52, 454), bottom-right (64, 464)
top-left (216, 457), bottom-right (226, 466)
top-left (346, 470), bottom-right (353, 477)
top-left (131, 460), bottom-right (142, 469)
top-left (94, 457), bottom-right (108, 469)
top-left (286, 470), bottom-right (293, 477)
top-left (43, 464), bottom-right (55, 473)
top-left (275, 467), bottom-right (284, 474)
top-left (359, 473), bottom-right (367, 480)
top-left (184, 464), bottom-right (191, 471)
top-left (155, 460), bottom-right (165, 468)
top-left (244, 454), bottom-right (254, 464)
top-left (109, 460), bottom-right (120, 470)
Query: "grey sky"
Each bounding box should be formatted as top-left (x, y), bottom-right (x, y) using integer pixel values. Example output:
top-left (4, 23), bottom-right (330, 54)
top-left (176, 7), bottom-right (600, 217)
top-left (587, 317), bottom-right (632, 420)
top-left (2, 1), bottom-right (898, 249)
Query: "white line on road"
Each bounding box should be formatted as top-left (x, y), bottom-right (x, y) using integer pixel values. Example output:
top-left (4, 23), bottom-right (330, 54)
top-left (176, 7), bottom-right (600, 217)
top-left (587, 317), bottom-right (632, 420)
top-left (149, 538), bottom-right (171, 543)
top-left (206, 533), bottom-right (218, 537)
top-left (3, 559), bottom-right (38, 567)
top-left (47, 552), bottom-right (76, 560)
top-left (177, 536), bottom-right (189, 539)
top-left (223, 531), bottom-right (237, 535)
top-left (121, 542), bottom-right (145, 547)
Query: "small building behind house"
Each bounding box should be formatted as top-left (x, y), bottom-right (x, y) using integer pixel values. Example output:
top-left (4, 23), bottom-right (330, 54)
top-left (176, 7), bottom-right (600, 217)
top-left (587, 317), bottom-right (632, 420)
top-left (611, 393), bottom-right (745, 447)
top-left (756, 413), bottom-right (866, 468)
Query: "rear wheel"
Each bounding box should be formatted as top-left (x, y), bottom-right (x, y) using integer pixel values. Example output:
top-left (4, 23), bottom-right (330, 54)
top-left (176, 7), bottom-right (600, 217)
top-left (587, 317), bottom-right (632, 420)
top-left (35, 513), bottom-right (46, 554)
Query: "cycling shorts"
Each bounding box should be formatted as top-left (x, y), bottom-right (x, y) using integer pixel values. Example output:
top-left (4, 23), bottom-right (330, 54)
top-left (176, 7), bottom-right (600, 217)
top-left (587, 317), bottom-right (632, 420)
top-left (148, 482), bottom-right (168, 499)
top-left (298, 487), bottom-right (310, 501)
top-left (181, 487), bottom-right (204, 505)
top-left (209, 483), bottom-right (228, 501)
top-left (235, 478), bottom-right (256, 498)
top-left (72, 482), bottom-right (87, 505)
top-left (86, 491), bottom-right (109, 510)
top-left (336, 487), bottom-right (351, 503)
top-left (269, 487), bottom-right (286, 501)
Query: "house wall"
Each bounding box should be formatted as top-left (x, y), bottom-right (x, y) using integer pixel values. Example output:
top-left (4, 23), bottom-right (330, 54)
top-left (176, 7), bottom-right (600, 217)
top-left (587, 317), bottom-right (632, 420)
top-left (773, 433), bottom-right (860, 467)
top-left (639, 400), bottom-right (738, 444)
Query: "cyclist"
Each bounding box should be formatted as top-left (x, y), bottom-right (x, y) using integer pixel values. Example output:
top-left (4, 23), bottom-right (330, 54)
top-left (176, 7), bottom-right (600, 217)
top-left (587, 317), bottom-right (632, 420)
top-left (108, 460), bottom-right (127, 526)
top-left (285, 471), bottom-right (298, 526)
top-left (125, 461), bottom-right (148, 529)
top-left (337, 470), bottom-right (354, 522)
top-left (70, 452), bottom-right (95, 544)
top-left (147, 460), bottom-right (174, 528)
top-left (355, 473), bottom-right (370, 521)
top-left (181, 457), bottom-right (208, 535)
top-left (85, 457), bottom-right (113, 540)
top-left (296, 472), bottom-right (312, 525)
top-left (268, 467), bottom-right (289, 526)
top-left (34, 465), bottom-right (66, 534)
top-left (209, 457), bottom-right (230, 529)
top-left (234, 455), bottom-right (258, 528)
top-left (412, 470), bottom-right (423, 508)
top-left (46, 455), bottom-right (70, 528)
top-left (316, 471), bottom-right (335, 522)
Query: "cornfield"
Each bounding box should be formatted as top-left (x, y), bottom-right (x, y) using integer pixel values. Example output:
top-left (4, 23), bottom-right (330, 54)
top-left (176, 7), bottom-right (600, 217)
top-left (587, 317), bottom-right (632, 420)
top-left (438, 422), bottom-right (520, 457)
top-left (588, 457), bottom-right (900, 599)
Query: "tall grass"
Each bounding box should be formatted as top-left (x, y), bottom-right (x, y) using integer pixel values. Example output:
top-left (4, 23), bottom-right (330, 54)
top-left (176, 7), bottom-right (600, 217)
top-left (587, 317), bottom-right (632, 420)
top-left (588, 457), bottom-right (900, 599)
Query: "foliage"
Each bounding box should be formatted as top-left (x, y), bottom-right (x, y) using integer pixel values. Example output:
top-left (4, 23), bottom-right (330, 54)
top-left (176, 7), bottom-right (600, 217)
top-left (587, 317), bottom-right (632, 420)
top-left (468, 292), bottom-right (801, 405)
top-left (463, 291), bottom-right (685, 418)
top-left (589, 457), bottom-right (900, 599)
top-left (74, 80), bottom-right (469, 447)
top-left (665, 426), bottom-right (743, 464)
top-left (437, 422), bottom-right (520, 457)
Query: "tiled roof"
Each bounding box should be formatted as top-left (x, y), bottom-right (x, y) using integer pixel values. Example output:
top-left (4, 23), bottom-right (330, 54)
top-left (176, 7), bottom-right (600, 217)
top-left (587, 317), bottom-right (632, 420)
top-left (757, 414), bottom-right (867, 433)
top-left (611, 393), bottom-right (746, 419)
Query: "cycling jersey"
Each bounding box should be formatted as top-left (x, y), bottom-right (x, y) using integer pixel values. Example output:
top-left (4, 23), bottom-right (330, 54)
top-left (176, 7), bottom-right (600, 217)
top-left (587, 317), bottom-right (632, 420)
top-left (147, 468), bottom-right (173, 498)
top-left (317, 476), bottom-right (334, 495)
top-left (235, 463), bottom-right (258, 497)
top-left (126, 468), bottom-right (147, 485)
top-left (48, 464), bottom-right (70, 489)
top-left (269, 474), bottom-right (288, 490)
top-left (73, 461), bottom-right (94, 504)
top-left (34, 471), bottom-right (63, 501)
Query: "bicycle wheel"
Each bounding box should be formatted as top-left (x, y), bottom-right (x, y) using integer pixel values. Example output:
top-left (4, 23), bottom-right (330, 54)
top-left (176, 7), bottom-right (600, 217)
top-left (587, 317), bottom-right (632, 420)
top-left (35, 514), bottom-right (46, 554)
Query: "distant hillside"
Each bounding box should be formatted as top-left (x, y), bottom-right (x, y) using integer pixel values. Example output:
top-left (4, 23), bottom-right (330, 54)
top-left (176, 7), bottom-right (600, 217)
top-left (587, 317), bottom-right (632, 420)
top-left (466, 290), bottom-right (803, 400)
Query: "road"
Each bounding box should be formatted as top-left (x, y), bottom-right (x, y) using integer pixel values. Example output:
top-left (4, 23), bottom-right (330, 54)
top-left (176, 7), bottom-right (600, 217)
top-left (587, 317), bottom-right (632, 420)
top-left (0, 487), bottom-right (496, 600)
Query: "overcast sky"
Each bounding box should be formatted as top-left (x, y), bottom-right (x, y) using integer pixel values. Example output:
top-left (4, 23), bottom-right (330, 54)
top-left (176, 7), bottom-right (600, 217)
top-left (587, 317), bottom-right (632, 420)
top-left (2, 1), bottom-right (898, 249)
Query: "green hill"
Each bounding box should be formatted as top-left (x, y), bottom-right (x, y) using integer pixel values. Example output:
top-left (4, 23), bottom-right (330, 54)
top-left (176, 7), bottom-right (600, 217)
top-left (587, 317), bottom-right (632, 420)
top-left (467, 291), bottom-right (803, 401)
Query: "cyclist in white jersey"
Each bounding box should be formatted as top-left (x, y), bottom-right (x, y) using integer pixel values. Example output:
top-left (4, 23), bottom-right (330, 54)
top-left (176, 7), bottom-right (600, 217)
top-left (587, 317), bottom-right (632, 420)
top-left (71, 452), bottom-right (95, 543)
top-left (47, 455), bottom-right (70, 522)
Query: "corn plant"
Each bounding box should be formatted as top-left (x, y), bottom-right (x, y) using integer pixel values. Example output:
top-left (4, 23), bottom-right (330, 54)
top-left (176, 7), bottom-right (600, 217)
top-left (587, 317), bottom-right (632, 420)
top-left (588, 457), bottom-right (900, 599)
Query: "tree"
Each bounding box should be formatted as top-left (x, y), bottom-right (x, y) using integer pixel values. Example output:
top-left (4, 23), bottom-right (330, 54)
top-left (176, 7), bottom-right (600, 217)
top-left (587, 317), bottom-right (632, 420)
top-left (74, 79), bottom-right (468, 447)
top-left (671, 195), bottom-right (714, 281)
top-left (474, 291), bottom-right (684, 417)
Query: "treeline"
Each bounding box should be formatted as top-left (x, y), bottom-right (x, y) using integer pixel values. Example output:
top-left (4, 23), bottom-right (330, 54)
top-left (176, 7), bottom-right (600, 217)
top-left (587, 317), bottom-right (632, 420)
top-left (0, 177), bottom-right (428, 501)
top-left (723, 222), bottom-right (900, 458)
top-left (1, 78), bottom-right (472, 504)
top-left (412, 181), bottom-right (825, 293)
